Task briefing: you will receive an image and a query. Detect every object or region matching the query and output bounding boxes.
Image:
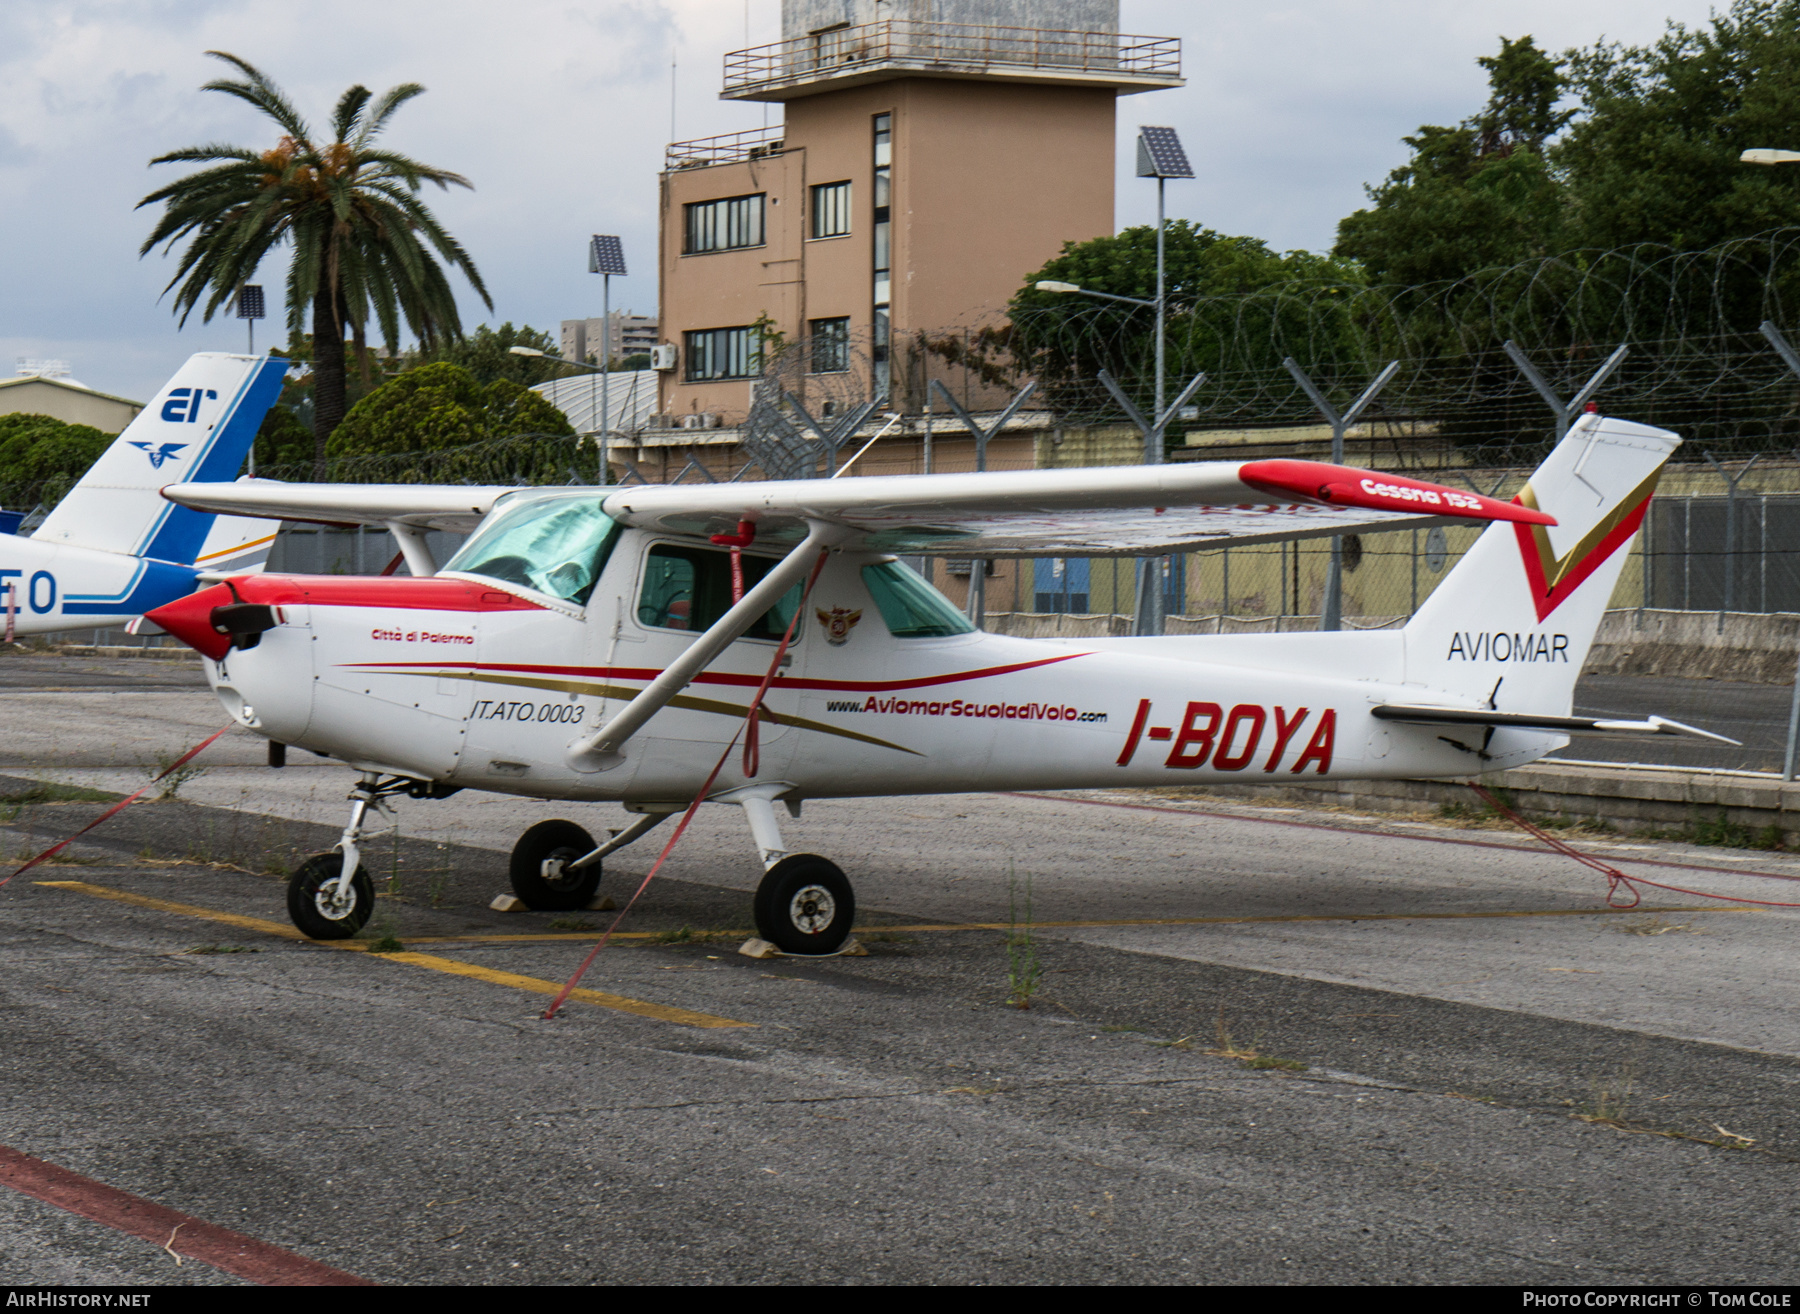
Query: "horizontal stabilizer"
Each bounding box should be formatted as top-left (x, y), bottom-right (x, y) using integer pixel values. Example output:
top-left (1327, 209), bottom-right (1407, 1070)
top-left (1371, 704), bottom-right (1741, 746)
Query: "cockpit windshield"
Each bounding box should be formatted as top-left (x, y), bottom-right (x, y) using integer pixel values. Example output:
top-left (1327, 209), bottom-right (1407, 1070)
top-left (441, 492), bottom-right (620, 606)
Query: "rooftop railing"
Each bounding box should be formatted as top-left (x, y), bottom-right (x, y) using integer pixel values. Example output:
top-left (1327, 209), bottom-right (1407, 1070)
top-left (723, 20), bottom-right (1181, 98)
top-left (664, 124), bottom-right (788, 172)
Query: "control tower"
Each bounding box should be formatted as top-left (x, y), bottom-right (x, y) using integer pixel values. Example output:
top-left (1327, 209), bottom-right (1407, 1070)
top-left (657, 0), bottom-right (1182, 423)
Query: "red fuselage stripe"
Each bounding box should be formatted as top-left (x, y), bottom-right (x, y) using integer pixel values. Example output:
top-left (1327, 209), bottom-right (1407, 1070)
top-left (343, 652), bottom-right (1090, 693)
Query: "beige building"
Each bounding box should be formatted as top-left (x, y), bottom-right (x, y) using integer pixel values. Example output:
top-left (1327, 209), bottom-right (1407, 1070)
top-left (654, 0), bottom-right (1181, 428)
top-left (0, 370), bottom-right (143, 433)
top-left (560, 312), bottom-right (659, 366)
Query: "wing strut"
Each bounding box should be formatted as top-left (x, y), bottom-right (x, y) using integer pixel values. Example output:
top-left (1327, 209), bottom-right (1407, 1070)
top-left (564, 522), bottom-right (837, 773)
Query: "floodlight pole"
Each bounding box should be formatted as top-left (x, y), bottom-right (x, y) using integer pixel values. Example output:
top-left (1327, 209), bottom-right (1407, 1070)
top-left (600, 273), bottom-right (610, 486)
top-left (1282, 357), bottom-right (1400, 632)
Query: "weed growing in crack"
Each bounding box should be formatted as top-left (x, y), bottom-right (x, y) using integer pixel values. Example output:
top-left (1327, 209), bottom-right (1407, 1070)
top-left (1205, 1003), bottom-right (1306, 1072)
top-left (149, 753), bottom-right (208, 801)
top-left (1004, 864), bottom-right (1043, 1010)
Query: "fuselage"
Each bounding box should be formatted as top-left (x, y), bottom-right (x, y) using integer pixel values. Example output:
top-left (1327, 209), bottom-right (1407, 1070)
top-left (151, 526), bottom-right (1561, 804)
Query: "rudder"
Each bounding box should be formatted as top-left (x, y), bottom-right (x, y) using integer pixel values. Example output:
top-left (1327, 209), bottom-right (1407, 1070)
top-left (1403, 414), bottom-right (1680, 713)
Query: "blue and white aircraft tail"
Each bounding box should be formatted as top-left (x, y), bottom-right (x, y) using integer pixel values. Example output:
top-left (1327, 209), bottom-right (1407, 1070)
top-left (3, 352), bottom-right (287, 635)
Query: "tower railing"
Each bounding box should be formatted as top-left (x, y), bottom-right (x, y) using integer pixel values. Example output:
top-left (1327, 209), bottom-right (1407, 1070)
top-left (723, 20), bottom-right (1180, 98)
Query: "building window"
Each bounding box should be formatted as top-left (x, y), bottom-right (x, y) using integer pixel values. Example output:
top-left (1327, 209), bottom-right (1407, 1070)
top-left (684, 327), bottom-right (754, 381)
top-left (872, 113), bottom-right (892, 397)
top-left (811, 181), bottom-right (851, 238)
top-left (810, 318), bottom-right (850, 373)
top-left (684, 194), bottom-right (764, 254)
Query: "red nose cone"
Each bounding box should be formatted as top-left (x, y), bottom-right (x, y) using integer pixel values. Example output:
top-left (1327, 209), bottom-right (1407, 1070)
top-left (147, 583), bottom-right (237, 660)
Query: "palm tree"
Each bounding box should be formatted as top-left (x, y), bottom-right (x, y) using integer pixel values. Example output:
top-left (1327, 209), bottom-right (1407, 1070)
top-left (139, 52), bottom-right (492, 475)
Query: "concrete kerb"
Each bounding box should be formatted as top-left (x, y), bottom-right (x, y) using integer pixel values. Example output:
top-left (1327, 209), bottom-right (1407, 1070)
top-left (1191, 760), bottom-right (1800, 840)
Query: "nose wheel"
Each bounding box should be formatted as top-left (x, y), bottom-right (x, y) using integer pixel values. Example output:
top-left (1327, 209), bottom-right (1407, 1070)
top-left (287, 853), bottom-right (374, 940)
top-left (753, 855), bottom-right (855, 955)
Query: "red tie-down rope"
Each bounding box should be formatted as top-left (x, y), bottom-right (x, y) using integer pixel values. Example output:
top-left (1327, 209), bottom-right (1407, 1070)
top-left (1467, 781), bottom-right (1800, 909)
top-left (0, 725), bottom-right (235, 890)
top-left (542, 545), bottom-right (830, 1020)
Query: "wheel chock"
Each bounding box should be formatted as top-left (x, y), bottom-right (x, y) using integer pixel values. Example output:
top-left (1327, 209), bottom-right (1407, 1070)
top-left (738, 937), bottom-right (867, 960)
top-left (586, 895), bottom-right (617, 911)
top-left (489, 894), bottom-right (527, 912)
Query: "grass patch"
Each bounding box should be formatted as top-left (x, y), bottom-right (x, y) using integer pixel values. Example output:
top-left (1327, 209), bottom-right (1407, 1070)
top-left (1642, 811), bottom-right (1786, 850)
top-left (548, 918), bottom-right (597, 931)
top-left (646, 925), bottom-right (735, 945)
top-left (0, 782), bottom-right (118, 805)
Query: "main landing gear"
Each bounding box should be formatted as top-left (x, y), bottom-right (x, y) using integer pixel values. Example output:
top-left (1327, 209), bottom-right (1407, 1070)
top-left (722, 784), bottom-right (856, 955)
top-left (285, 774), bottom-right (458, 940)
top-left (500, 787), bottom-right (858, 955)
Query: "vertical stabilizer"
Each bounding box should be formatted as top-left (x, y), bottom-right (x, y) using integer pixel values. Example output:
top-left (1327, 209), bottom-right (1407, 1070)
top-left (1403, 414), bottom-right (1679, 713)
top-left (31, 353), bottom-right (287, 564)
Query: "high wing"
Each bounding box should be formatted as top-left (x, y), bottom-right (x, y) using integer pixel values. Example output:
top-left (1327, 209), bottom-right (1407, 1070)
top-left (160, 480), bottom-right (515, 534)
top-left (595, 458), bottom-right (1551, 555)
top-left (162, 458), bottom-right (1550, 556)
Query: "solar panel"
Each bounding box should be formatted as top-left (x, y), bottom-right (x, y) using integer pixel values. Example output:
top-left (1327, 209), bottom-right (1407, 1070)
top-left (1135, 126), bottom-right (1193, 179)
top-left (588, 234), bottom-right (628, 276)
top-left (235, 285), bottom-right (266, 320)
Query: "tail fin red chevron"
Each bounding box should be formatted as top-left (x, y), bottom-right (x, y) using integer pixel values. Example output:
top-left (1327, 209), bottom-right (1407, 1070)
top-left (1405, 414), bottom-right (1680, 713)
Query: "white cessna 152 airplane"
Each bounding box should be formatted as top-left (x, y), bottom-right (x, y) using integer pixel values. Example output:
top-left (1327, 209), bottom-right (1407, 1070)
top-left (4, 352), bottom-right (285, 635)
top-left (148, 412), bottom-right (1722, 952)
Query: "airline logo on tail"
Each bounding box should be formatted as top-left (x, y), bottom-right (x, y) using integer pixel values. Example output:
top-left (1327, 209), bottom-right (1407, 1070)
top-left (127, 442), bottom-right (188, 469)
top-left (1512, 468), bottom-right (1661, 622)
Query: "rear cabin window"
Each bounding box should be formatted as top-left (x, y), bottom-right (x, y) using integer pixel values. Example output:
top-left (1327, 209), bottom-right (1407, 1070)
top-left (440, 493), bottom-right (620, 606)
top-left (860, 561), bottom-right (974, 637)
top-left (638, 544), bottom-right (802, 640)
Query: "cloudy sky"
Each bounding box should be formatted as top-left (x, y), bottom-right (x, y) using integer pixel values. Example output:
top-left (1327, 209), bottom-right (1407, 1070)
top-left (1, 0), bottom-right (1728, 402)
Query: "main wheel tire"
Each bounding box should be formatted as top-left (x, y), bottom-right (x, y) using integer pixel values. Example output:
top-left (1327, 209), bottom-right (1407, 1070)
top-left (509, 820), bottom-right (600, 911)
top-left (286, 852), bottom-right (374, 940)
top-left (752, 854), bottom-right (855, 955)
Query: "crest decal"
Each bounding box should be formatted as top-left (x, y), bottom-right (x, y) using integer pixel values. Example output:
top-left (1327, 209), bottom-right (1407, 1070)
top-left (815, 606), bottom-right (863, 646)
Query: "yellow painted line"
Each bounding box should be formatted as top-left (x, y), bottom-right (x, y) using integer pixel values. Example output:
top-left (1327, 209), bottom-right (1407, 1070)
top-left (38, 881), bottom-right (311, 940)
top-left (374, 952), bottom-right (751, 1028)
top-left (36, 881), bottom-right (752, 1029)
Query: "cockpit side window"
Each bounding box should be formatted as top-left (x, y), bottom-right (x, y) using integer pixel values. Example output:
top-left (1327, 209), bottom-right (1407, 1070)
top-left (440, 494), bottom-right (620, 606)
top-left (637, 544), bottom-right (802, 640)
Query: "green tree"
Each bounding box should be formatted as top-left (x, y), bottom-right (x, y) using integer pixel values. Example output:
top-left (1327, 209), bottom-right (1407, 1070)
top-left (1557, 0), bottom-right (1800, 254)
top-left (415, 323), bottom-right (568, 386)
top-left (316, 362), bottom-right (576, 482)
top-left (0, 414), bottom-right (113, 511)
top-left (138, 51), bottom-right (493, 476)
top-left (1007, 222), bottom-right (1363, 416)
top-left (1334, 36), bottom-right (1570, 286)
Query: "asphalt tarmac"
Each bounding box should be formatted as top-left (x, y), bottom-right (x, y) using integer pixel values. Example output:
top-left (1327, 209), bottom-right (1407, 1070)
top-left (3, 653), bottom-right (1800, 1285)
